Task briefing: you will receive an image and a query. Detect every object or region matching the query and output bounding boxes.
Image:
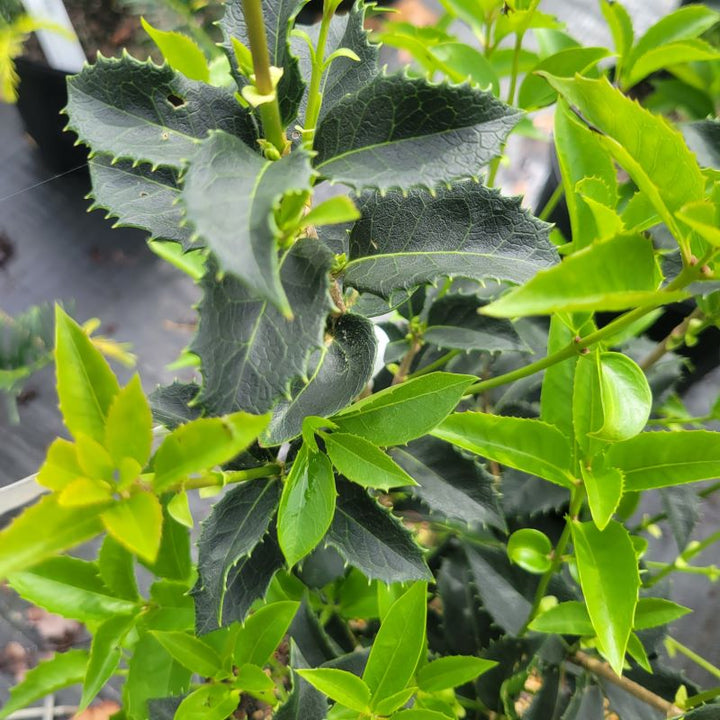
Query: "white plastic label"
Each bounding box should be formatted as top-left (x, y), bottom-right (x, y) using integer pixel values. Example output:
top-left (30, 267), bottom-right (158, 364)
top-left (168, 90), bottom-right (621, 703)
top-left (21, 0), bottom-right (86, 73)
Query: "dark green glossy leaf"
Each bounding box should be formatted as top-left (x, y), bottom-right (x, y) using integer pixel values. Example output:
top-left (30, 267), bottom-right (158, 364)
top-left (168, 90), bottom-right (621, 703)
top-left (314, 74), bottom-right (520, 191)
top-left (66, 55), bottom-right (256, 168)
top-left (325, 479), bottom-right (432, 583)
top-left (150, 382), bottom-right (202, 430)
top-left (424, 295), bottom-right (530, 353)
top-left (192, 478), bottom-right (280, 633)
top-left (334, 372), bottom-right (474, 446)
top-left (342, 184), bottom-right (556, 298)
top-left (572, 520), bottom-right (639, 675)
top-left (390, 437), bottom-right (505, 530)
top-left (220, 0), bottom-right (304, 125)
top-left (275, 642), bottom-right (328, 720)
top-left (659, 485), bottom-right (700, 551)
top-left (182, 131), bottom-right (314, 312)
top-left (192, 240), bottom-right (333, 416)
top-left (433, 412), bottom-right (575, 488)
top-left (88, 156), bottom-right (194, 249)
top-left (264, 314), bottom-right (376, 445)
top-left (561, 683), bottom-right (604, 720)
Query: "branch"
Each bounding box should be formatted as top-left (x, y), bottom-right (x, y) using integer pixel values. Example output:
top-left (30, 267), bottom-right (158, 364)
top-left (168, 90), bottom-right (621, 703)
top-left (639, 307), bottom-right (705, 371)
top-left (570, 651), bottom-right (684, 717)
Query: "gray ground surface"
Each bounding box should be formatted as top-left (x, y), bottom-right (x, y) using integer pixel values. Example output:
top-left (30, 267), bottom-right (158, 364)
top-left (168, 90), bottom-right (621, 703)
top-left (1, 0), bottom-right (719, 713)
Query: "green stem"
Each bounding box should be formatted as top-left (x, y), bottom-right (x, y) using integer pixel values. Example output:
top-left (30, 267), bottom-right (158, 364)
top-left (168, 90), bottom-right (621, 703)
top-left (519, 487), bottom-right (584, 636)
top-left (182, 462), bottom-right (282, 490)
top-left (666, 637), bottom-right (720, 680)
top-left (538, 183), bottom-right (564, 222)
top-left (303, 0), bottom-right (336, 145)
top-left (685, 685), bottom-right (720, 709)
top-left (507, 33), bottom-right (523, 105)
top-left (406, 350), bottom-right (461, 379)
top-left (643, 560), bottom-right (720, 579)
top-left (645, 529), bottom-right (720, 587)
top-left (466, 264), bottom-right (700, 397)
top-left (241, 0), bottom-right (287, 154)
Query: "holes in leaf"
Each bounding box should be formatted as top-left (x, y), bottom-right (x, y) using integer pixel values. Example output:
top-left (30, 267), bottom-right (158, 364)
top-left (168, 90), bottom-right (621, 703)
top-left (167, 94), bottom-right (186, 108)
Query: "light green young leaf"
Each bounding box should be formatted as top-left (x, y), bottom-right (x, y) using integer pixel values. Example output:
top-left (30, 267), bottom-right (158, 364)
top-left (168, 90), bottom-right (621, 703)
top-left (677, 200), bottom-right (720, 246)
top-left (55, 305), bottom-right (120, 442)
top-left (278, 446), bottom-right (336, 567)
top-left (296, 668), bottom-right (371, 713)
top-left (36, 438), bottom-right (83, 491)
top-left (483, 234), bottom-right (683, 318)
top-left (582, 463), bottom-right (624, 531)
top-left (600, 0), bottom-right (634, 74)
top-left (75, 434), bottom-right (114, 483)
top-left (634, 598), bottom-right (691, 630)
top-left (104, 374), bottom-right (153, 468)
top-left (101, 490), bottom-right (163, 563)
top-left (507, 528), bottom-right (552, 574)
top-left (235, 663), bottom-right (276, 695)
top-left (554, 99), bottom-right (618, 249)
top-left (175, 684), bottom-right (240, 720)
top-left (0, 650), bottom-right (88, 720)
top-left (300, 196), bottom-right (360, 229)
top-left (393, 708), bottom-right (452, 720)
top-left (626, 632), bottom-right (652, 672)
top-left (607, 430), bottom-right (720, 490)
top-left (8, 556), bottom-right (137, 622)
top-left (373, 687), bottom-right (416, 716)
top-left (363, 582), bottom-right (427, 705)
top-left (141, 17), bottom-right (210, 82)
top-left (98, 535), bottom-right (139, 601)
top-left (544, 75), bottom-right (705, 243)
top-left (417, 656), bottom-right (497, 692)
top-left (590, 352), bottom-right (651, 442)
top-left (572, 520), bottom-right (640, 675)
top-left (626, 39), bottom-right (720, 88)
top-left (234, 601), bottom-right (300, 668)
top-left (323, 433), bottom-right (416, 491)
top-left (334, 373), bottom-right (475, 446)
top-left (151, 631), bottom-right (224, 677)
top-left (153, 411), bottom-right (270, 491)
top-left (518, 47), bottom-right (610, 110)
top-left (0, 495), bottom-right (105, 580)
top-left (79, 615), bottom-right (135, 711)
top-left (432, 412), bottom-right (575, 488)
top-left (528, 601), bottom-right (595, 635)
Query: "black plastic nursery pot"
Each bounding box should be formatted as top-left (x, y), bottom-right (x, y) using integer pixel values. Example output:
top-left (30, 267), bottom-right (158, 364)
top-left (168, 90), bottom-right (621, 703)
top-left (14, 57), bottom-right (88, 175)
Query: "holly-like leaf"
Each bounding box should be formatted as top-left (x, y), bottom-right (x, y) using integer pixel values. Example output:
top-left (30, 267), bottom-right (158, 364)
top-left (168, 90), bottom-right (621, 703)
top-left (192, 478), bottom-right (280, 633)
top-left (334, 372), bottom-right (475, 446)
top-left (220, 0), bottom-right (304, 125)
top-left (192, 239), bottom-right (333, 416)
top-left (263, 314), bottom-right (376, 445)
top-left (66, 55), bottom-right (257, 168)
top-left (390, 437), bottom-right (505, 530)
top-left (182, 131), bottom-right (314, 313)
top-left (325, 479), bottom-right (432, 583)
top-left (278, 446), bottom-right (336, 567)
top-left (572, 520), bottom-right (640, 675)
top-left (659, 485), bottom-right (700, 551)
top-left (8, 556), bottom-right (138, 622)
top-left (432, 412), bottom-right (575, 488)
top-left (293, 2), bottom-right (379, 122)
top-left (150, 382), bottom-right (202, 429)
top-left (341, 184), bottom-right (555, 298)
top-left (314, 74), bottom-right (521, 191)
top-left (88, 156), bottom-right (194, 249)
top-left (424, 295), bottom-right (530, 353)
top-left (0, 650), bottom-right (88, 720)
top-left (607, 430), bottom-right (720, 490)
